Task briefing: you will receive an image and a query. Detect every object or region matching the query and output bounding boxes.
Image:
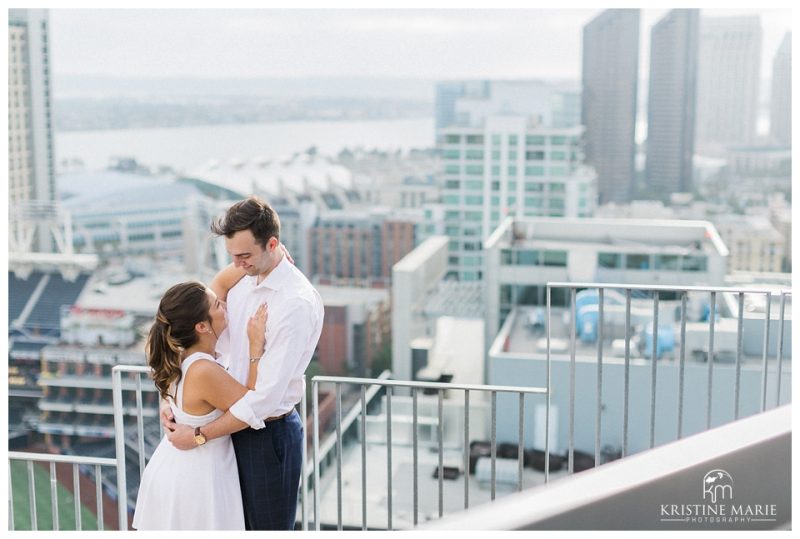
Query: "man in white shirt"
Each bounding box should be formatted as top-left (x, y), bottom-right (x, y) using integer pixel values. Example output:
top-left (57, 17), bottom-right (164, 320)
top-left (164, 197), bottom-right (324, 530)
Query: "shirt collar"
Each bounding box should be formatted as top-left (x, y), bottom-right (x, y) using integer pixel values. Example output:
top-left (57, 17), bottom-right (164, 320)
top-left (252, 255), bottom-right (290, 291)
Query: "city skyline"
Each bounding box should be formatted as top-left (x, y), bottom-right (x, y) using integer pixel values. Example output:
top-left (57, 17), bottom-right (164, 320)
top-left (49, 8), bottom-right (790, 85)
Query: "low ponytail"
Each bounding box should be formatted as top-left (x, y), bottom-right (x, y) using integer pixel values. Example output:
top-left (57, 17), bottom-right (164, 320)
top-left (146, 312), bottom-right (184, 400)
top-left (145, 281), bottom-right (211, 400)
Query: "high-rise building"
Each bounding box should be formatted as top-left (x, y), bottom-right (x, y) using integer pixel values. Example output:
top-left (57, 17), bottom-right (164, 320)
top-left (434, 80), bottom-right (490, 132)
top-left (713, 215), bottom-right (785, 274)
top-left (582, 9), bottom-right (640, 204)
top-left (645, 9), bottom-right (699, 199)
top-left (550, 88), bottom-right (582, 128)
top-left (695, 16), bottom-right (762, 155)
top-left (431, 116), bottom-right (596, 281)
top-left (307, 208), bottom-right (417, 288)
top-left (770, 32), bottom-right (791, 147)
top-left (9, 9), bottom-right (56, 252)
top-left (435, 79), bottom-right (578, 133)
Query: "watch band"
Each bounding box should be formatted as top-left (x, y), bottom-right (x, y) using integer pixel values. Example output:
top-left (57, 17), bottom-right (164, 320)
top-left (194, 426), bottom-right (206, 445)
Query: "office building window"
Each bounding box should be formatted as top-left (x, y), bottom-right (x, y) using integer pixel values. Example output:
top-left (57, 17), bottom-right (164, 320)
top-left (655, 254), bottom-right (680, 271)
top-left (598, 252), bottom-right (621, 269)
top-left (525, 182), bottom-right (543, 192)
top-left (465, 195), bottom-right (483, 205)
top-left (682, 256), bottom-right (707, 272)
top-left (526, 135), bottom-right (545, 145)
top-left (542, 250), bottom-right (567, 267)
top-left (626, 254), bottom-right (651, 270)
top-left (517, 249), bottom-right (540, 265)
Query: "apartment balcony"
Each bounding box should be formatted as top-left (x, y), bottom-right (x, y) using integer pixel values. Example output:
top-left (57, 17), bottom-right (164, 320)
top-left (7, 282), bottom-right (791, 530)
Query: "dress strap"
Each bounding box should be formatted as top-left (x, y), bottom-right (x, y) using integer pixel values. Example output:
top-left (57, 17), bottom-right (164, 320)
top-left (176, 352), bottom-right (216, 410)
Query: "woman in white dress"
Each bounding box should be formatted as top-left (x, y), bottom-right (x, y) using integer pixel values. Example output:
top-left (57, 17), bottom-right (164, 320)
top-left (132, 280), bottom-right (266, 530)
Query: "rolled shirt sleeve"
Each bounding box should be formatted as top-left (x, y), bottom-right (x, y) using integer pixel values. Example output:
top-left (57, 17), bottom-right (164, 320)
top-left (228, 297), bottom-right (316, 429)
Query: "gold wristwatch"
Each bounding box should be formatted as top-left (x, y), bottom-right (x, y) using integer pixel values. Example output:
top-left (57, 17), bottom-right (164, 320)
top-left (194, 427), bottom-right (207, 446)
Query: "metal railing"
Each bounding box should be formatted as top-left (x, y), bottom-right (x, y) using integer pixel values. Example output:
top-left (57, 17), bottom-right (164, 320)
top-left (7, 284), bottom-right (791, 531)
top-left (544, 283), bottom-right (791, 480)
top-left (7, 452), bottom-right (117, 531)
top-left (310, 376), bottom-right (548, 530)
top-left (110, 365), bottom-right (150, 530)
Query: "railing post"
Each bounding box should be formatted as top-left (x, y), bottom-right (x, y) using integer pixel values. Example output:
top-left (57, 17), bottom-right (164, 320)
top-left (335, 382), bottom-right (342, 531)
top-left (595, 287), bottom-right (604, 467)
top-left (412, 387), bottom-right (419, 526)
top-left (734, 293), bottom-right (744, 419)
top-left (360, 385), bottom-right (367, 530)
top-left (27, 461), bottom-right (36, 531)
top-left (464, 390), bottom-right (470, 509)
top-left (518, 392), bottom-right (524, 492)
top-left (545, 285), bottom-right (552, 483)
top-left (568, 287), bottom-right (576, 474)
top-left (49, 461), bottom-right (59, 531)
top-left (678, 291), bottom-right (687, 440)
top-left (649, 292), bottom-right (658, 449)
top-left (760, 292), bottom-right (771, 413)
top-left (135, 375), bottom-right (145, 479)
top-left (776, 291), bottom-right (787, 407)
top-left (8, 460), bottom-right (15, 531)
top-left (111, 366), bottom-right (128, 531)
top-left (437, 388), bottom-right (444, 518)
top-left (707, 291), bottom-right (716, 429)
top-left (312, 379), bottom-right (320, 531)
top-left (301, 374), bottom-right (308, 531)
top-left (491, 391), bottom-right (497, 500)
top-left (73, 463), bottom-right (81, 531)
top-left (95, 465), bottom-right (104, 531)
top-left (623, 289), bottom-right (631, 457)
top-left (386, 385), bottom-right (393, 531)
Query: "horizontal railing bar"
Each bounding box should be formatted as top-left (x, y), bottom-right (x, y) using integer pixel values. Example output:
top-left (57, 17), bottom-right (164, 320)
top-left (311, 376), bottom-right (547, 395)
top-left (9, 452), bottom-right (116, 467)
top-left (112, 365), bottom-right (151, 373)
top-left (546, 282), bottom-right (776, 294)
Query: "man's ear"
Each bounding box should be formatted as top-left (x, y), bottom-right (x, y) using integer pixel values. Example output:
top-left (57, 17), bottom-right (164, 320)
top-left (268, 237), bottom-right (279, 252)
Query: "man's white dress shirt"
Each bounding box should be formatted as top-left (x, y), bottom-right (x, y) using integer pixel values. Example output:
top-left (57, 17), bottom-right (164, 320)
top-left (222, 256), bottom-right (324, 430)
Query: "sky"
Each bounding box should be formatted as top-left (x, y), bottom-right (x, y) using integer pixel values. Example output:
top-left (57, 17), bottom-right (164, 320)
top-left (48, 8), bottom-right (792, 82)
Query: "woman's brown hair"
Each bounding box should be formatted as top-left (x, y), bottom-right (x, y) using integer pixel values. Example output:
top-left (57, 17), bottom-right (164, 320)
top-left (146, 281), bottom-right (211, 400)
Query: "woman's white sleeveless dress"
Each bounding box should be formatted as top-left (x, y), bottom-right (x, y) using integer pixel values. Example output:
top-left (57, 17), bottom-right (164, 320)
top-left (132, 352), bottom-right (245, 530)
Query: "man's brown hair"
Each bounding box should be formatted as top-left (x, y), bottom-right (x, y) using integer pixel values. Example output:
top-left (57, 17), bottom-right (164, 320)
top-left (210, 196), bottom-right (280, 247)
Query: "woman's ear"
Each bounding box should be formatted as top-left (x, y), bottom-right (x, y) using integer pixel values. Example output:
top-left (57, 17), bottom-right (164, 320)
top-left (195, 321), bottom-right (208, 334)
